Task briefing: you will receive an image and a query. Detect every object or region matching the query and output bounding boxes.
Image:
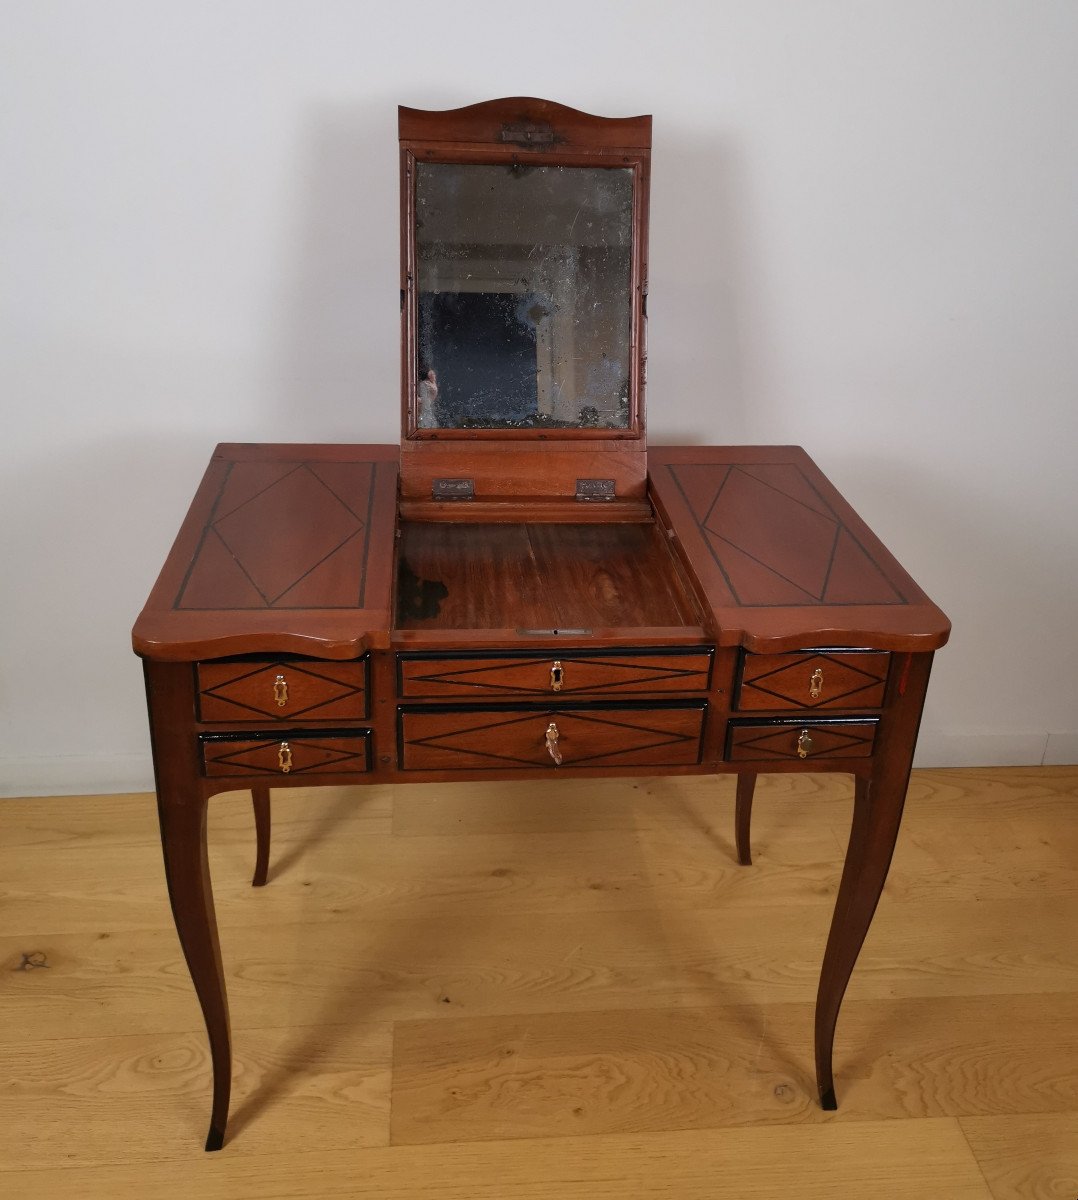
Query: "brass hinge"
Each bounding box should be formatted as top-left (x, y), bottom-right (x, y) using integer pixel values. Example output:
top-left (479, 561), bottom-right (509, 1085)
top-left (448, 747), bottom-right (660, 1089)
top-left (432, 478), bottom-right (474, 501)
top-left (575, 478), bottom-right (616, 502)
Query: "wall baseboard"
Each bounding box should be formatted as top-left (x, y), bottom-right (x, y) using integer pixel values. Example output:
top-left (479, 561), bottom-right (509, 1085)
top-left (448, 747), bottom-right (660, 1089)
top-left (0, 754), bottom-right (155, 798)
top-left (2, 733), bottom-right (1074, 799)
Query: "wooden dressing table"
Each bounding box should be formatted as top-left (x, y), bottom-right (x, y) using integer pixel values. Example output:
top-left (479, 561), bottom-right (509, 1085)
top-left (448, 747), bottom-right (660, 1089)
top-left (133, 100), bottom-right (949, 1150)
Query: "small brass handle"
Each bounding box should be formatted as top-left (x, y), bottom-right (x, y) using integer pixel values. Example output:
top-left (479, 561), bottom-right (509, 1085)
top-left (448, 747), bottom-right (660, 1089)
top-left (809, 667), bottom-right (823, 700)
top-left (273, 675), bottom-right (288, 707)
top-left (550, 661), bottom-right (563, 692)
top-left (797, 729), bottom-right (813, 759)
top-left (545, 722), bottom-right (563, 766)
top-left (278, 742), bottom-right (292, 773)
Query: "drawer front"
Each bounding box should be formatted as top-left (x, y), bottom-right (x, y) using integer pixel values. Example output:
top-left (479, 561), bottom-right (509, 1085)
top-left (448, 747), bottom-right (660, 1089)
top-left (200, 730), bottom-right (371, 778)
top-left (726, 719), bottom-right (877, 762)
top-left (197, 659), bottom-right (367, 723)
top-left (400, 702), bottom-right (706, 771)
top-left (735, 651), bottom-right (889, 712)
top-left (398, 649), bottom-right (713, 700)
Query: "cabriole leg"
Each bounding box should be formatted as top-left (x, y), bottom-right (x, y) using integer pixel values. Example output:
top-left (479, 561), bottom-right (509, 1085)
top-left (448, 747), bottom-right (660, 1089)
top-left (735, 772), bottom-right (757, 865)
top-left (251, 786), bottom-right (271, 887)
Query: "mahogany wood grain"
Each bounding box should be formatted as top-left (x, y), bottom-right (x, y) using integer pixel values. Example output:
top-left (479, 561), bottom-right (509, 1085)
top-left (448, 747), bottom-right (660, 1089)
top-left (197, 658), bottom-right (368, 723)
top-left (649, 446), bottom-right (951, 653)
top-left (395, 521), bottom-right (703, 634)
top-left (735, 772), bottom-right (756, 866)
top-left (735, 650), bottom-right (889, 712)
top-left (250, 787), bottom-right (270, 888)
top-left (132, 444), bottom-right (399, 661)
top-left (399, 702), bottom-right (706, 772)
top-left (814, 652), bottom-right (933, 1108)
top-left (398, 648), bottom-right (713, 699)
top-left (144, 660), bottom-right (231, 1151)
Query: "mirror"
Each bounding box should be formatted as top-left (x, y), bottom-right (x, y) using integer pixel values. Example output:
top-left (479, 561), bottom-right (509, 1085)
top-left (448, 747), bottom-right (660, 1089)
top-left (414, 162), bottom-right (634, 431)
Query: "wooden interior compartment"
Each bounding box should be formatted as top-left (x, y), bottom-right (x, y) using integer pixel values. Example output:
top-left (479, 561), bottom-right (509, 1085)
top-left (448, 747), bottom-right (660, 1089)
top-left (393, 518), bottom-right (708, 640)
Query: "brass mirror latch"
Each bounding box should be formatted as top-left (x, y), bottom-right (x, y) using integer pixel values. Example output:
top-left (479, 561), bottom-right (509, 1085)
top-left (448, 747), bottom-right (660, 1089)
top-left (797, 730), bottom-right (813, 759)
top-left (545, 722), bottom-right (563, 766)
top-left (273, 675), bottom-right (288, 707)
top-left (278, 742), bottom-right (292, 773)
top-left (809, 668), bottom-right (824, 700)
top-left (550, 661), bottom-right (563, 692)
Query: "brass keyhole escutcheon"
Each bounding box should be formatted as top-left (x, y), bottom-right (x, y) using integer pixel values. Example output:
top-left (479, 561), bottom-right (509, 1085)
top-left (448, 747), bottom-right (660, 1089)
top-left (273, 675), bottom-right (288, 707)
top-left (809, 668), bottom-right (823, 700)
top-left (278, 742), bottom-right (292, 773)
top-left (550, 661), bottom-right (563, 692)
top-left (545, 722), bottom-right (563, 765)
top-left (797, 729), bottom-right (813, 759)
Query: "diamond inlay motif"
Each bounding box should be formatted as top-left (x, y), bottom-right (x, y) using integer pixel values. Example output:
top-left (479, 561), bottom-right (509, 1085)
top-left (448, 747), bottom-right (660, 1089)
top-left (668, 463), bottom-right (906, 608)
top-left (177, 462), bottom-right (375, 610)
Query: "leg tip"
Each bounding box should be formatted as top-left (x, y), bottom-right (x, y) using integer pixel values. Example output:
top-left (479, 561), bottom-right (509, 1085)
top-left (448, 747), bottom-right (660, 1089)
top-left (205, 1125), bottom-right (225, 1152)
top-left (819, 1086), bottom-right (838, 1111)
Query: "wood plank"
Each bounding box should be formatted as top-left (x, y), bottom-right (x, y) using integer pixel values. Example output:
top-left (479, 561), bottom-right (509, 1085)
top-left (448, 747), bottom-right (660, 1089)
top-left (0, 1024), bottom-right (391, 1171)
top-left (959, 1112), bottom-right (1078, 1200)
top-left (392, 993), bottom-right (1078, 1145)
top-left (0, 1121), bottom-right (993, 1198)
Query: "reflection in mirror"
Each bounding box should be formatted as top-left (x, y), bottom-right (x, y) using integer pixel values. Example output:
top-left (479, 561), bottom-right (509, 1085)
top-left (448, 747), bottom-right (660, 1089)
top-left (415, 163), bottom-right (633, 430)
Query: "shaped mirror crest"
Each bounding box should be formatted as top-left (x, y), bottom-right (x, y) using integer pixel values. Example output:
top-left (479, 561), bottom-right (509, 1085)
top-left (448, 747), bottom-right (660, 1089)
top-left (414, 162), bottom-right (633, 431)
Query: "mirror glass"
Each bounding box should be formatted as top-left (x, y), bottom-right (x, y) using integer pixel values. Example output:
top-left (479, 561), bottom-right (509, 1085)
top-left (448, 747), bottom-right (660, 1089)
top-left (414, 162), bottom-right (633, 430)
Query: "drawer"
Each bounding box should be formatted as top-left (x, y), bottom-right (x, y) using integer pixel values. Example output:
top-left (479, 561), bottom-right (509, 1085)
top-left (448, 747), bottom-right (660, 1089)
top-left (400, 702), bottom-right (706, 771)
top-left (197, 658), bottom-right (367, 723)
top-left (200, 730), bottom-right (371, 778)
top-left (726, 719), bottom-right (877, 762)
top-left (398, 648), bottom-right (713, 699)
top-left (735, 651), bottom-right (889, 712)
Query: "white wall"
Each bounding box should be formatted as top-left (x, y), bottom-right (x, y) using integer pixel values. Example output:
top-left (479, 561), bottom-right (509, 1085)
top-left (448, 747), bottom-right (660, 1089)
top-left (2, 0), bottom-right (1076, 795)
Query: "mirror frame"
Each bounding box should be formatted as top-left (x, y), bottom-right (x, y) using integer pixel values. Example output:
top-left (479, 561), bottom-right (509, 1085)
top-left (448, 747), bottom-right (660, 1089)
top-left (398, 99), bottom-right (652, 499)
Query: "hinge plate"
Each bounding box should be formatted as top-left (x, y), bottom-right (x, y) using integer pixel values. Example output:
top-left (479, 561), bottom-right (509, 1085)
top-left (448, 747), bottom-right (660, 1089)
top-left (575, 478), bottom-right (616, 502)
top-left (432, 478), bottom-right (474, 501)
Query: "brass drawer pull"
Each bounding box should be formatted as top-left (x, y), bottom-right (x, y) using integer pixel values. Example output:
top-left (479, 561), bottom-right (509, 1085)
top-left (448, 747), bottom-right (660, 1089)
top-left (809, 667), bottom-right (823, 699)
top-left (550, 661), bottom-right (563, 692)
top-left (277, 742), bottom-right (292, 773)
top-left (545, 722), bottom-right (563, 765)
top-left (797, 729), bottom-right (813, 759)
top-left (273, 675), bottom-right (288, 707)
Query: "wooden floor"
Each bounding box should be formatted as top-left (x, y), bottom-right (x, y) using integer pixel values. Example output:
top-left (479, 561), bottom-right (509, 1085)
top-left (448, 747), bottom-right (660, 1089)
top-left (1, 767), bottom-right (1076, 1198)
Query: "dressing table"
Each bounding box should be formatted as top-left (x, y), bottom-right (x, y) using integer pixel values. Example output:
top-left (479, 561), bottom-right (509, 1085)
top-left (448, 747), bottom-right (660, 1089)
top-left (133, 99), bottom-right (950, 1150)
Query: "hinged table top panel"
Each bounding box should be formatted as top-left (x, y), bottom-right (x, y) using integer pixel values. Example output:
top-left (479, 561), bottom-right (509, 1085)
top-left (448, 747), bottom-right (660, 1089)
top-left (133, 444), bottom-right (399, 661)
top-left (649, 446), bottom-right (950, 653)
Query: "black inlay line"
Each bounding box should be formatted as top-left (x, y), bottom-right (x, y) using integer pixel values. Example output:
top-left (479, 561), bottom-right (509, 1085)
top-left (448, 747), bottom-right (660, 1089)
top-left (174, 463), bottom-right (235, 609)
top-left (211, 463), bottom-right (304, 523)
top-left (734, 465), bottom-right (839, 521)
top-left (357, 461), bottom-right (377, 610)
top-left (299, 464), bottom-right (369, 523)
top-left (203, 661), bottom-right (280, 690)
top-left (670, 463), bottom-right (911, 609)
top-left (818, 653), bottom-right (888, 681)
top-left (818, 520), bottom-right (842, 604)
top-left (700, 466), bottom-right (734, 532)
top-left (206, 526), bottom-right (273, 607)
top-left (707, 532), bottom-right (824, 604)
top-left (408, 710), bottom-right (556, 741)
top-left (268, 528), bottom-right (364, 606)
top-left (570, 737), bottom-right (694, 766)
top-left (409, 743), bottom-right (547, 768)
top-left (666, 464), bottom-right (740, 604)
top-left (201, 695), bottom-right (285, 722)
top-left (551, 711), bottom-right (700, 738)
top-left (744, 679), bottom-right (880, 708)
top-left (743, 655), bottom-right (831, 686)
top-left (306, 461), bottom-right (373, 523)
top-left (284, 662), bottom-right (366, 689)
